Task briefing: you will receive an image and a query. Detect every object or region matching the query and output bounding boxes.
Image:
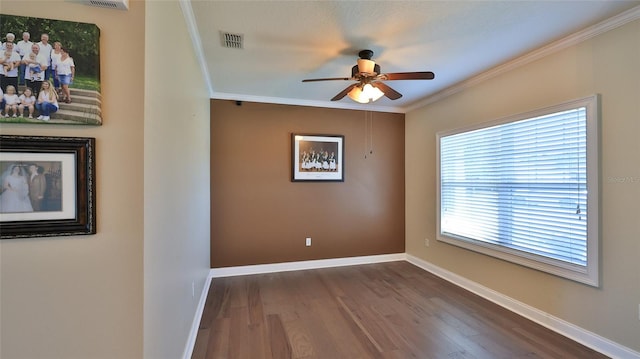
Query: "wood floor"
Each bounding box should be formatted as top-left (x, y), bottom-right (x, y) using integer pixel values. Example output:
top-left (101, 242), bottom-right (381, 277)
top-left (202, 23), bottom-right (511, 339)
top-left (192, 261), bottom-right (608, 359)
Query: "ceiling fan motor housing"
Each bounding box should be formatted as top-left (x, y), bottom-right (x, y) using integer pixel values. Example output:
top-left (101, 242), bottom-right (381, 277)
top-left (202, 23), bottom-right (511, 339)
top-left (358, 49), bottom-right (374, 60)
top-left (354, 49), bottom-right (378, 75)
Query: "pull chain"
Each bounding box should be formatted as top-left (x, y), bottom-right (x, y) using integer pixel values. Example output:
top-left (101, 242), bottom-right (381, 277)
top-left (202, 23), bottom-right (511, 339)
top-left (364, 111), bottom-right (373, 158)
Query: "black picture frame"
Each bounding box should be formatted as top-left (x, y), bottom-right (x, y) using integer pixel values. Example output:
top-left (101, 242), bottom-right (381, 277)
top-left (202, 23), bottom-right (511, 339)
top-left (0, 135), bottom-right (96, 239)
top-left (291, 133), bottom-right (344, 182)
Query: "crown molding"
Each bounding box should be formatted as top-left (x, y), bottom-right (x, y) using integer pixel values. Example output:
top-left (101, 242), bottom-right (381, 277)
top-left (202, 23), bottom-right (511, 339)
top-left (405, 5), bottom-right (640, 112)
top-left (210, 92), bottom-right (404, 114)
top-left (178, 0), bottom-right (214, 97)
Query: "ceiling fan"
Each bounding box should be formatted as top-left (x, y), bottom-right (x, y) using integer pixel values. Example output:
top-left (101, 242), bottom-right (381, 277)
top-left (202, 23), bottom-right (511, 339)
top-left (302, 49), bottom-right (435, 103)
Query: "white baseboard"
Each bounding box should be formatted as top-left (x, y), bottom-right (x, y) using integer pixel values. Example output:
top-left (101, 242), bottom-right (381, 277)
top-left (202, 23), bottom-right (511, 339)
top-left (184, 253), bottom-right (639, 359)
top-left (209, 253), bottom-right (406, 278)
top-left (405, 254), bottom-right (640, 359)
top-left (182, 276), bottom-right (213, 359)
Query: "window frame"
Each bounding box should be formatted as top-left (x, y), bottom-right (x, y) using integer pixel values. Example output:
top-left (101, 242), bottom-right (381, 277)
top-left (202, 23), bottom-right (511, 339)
top-left (436, 95), bottom-right (600, 286)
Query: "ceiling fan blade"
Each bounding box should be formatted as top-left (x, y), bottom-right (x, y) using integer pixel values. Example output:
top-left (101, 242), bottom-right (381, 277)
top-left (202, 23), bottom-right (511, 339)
top-left (381, 71), bottom-right (435, 81)
top-left (331, 83), bottom-right (358, 101)
top-left (302, 77), bottom-right (352, 82)
top-left (372, 82), bottom-right (402, 100)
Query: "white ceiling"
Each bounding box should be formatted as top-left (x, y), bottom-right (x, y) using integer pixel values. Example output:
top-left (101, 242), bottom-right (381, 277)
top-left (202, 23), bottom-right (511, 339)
top-left (182, 1), bottom-right (640, 113)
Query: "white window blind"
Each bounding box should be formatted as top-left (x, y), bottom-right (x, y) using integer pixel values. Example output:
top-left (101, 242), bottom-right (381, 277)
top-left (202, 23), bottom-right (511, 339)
top-left (437, 95), bottom-right (599, 286)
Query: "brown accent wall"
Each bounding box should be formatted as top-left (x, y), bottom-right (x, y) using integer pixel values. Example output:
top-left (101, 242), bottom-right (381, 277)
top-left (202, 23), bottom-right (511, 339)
top-left (211, 100), bottom-right (405, 267)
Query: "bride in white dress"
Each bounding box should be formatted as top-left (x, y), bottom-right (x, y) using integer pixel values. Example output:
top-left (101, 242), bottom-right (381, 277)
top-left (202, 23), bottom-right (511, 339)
top-left (0, 164), bottom-right (34, 213)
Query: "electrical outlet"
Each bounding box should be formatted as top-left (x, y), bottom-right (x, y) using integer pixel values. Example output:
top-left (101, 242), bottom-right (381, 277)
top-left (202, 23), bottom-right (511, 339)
top-left (424, 238), bottom-right (430, 247)
top-left (306, 237), bottom-right (312, 246)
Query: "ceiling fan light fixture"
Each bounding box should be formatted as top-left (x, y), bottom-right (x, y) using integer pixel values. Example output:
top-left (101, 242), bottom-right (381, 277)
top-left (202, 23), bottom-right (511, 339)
top-left (357, 59), bottom-right (376, 74)
top-left (347, 83), bottom-right (384, 103)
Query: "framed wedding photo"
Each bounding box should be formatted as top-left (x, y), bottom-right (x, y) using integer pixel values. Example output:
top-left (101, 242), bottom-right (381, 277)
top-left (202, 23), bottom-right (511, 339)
top-left (291, 133), bottom-right (344, 182)
top-left (0, 135), bottom-right (96, 239)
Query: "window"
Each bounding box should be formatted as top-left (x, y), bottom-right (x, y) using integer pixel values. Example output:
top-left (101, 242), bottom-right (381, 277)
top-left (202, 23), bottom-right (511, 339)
top-left (436, 95), bottom-right (599, 286)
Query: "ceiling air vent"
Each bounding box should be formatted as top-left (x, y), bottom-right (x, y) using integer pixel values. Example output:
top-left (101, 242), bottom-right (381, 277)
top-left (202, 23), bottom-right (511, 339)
top-left (66, 0), bottom-right (129, 10)
top-left (221, 32), bottom-right (244, 49)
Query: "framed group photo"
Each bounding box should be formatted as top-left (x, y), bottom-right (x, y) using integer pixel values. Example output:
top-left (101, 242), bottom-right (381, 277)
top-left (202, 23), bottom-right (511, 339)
top-left (0, 135), bottom-right (96, 239)
top-left (291, 133), bottom-right (344, 182)
top-left (0, 14), bottom-right (102, 125)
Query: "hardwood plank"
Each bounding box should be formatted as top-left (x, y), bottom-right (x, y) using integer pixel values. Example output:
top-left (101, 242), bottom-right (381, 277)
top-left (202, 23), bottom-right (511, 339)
top-left (191, 328), bottom-right (210, 359)
top-left (335, 296), bottom-right (385, 358)
top-left (336, 294), bottom-right (398, 352)
top-left (321, 300), bottom-right (383, 358)
top-left (247, 277), bottom-right (265, 325)
top-left (267, 314), bottom-right (292, 359)
top-left (199, 278), bottom-right (231, 329)
top-left (384, 312), bottom-right (467, 359)
top-left (247, 321), bottom-right (270, 359)
top-left (228, 277), bottom-right (248, 309)
top-left (293, 304), bottom-right (345, 358)
top-left (205, 318), bottom-right (230, 359)
top-left (227, 307), bottom-right (250, 359)
top-left (280, 318), bottom-right (315, 358)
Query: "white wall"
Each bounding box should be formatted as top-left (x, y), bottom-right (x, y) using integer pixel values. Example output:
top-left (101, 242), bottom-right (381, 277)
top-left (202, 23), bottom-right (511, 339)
top-left (406, 18), bottom-right (640, 353)
top-left (143, 1), bottom-right (211, 358)
top-left (1, 1), bottom-right (145, 358)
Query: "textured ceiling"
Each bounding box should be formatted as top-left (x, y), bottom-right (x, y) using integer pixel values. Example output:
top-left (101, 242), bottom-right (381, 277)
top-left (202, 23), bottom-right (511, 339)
top-left (183, 1), bottom-right (640, 113)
